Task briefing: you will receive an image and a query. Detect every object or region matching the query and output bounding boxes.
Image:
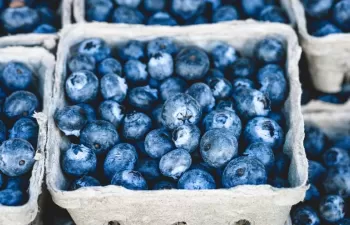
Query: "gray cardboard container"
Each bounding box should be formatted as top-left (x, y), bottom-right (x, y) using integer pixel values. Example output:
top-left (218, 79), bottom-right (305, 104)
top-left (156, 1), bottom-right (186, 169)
top-left (290, 0), bottom-right (350, 93)
top-left (46, 22), bottom-right (308, 225)
top-left (0, 47), bottom-right (54, 225)
top-left (302, 99), bottom-right (350, 114)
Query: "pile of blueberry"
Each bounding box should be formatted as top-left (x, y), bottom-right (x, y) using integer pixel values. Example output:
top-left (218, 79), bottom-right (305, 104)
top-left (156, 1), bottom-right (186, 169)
top-left (55, 35), bottom-right (291, 191)
top-left (0, 0), bottom-right (59, 35)
top-left (86, 0), bottom-right (290, 26)
top-left (302, 0), bottom-right (350, 37)
top-left (291, 125), bottom-right (350, 224)
top-left (0, 62), bottom-right (40, 206)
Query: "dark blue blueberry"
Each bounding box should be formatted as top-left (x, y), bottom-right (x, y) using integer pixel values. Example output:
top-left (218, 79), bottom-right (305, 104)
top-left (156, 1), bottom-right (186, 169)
top-left (86, 0), bottom-right (114, 22)
top-left (172, 124), bottom-right (200, 153)
top-left (9, 118), bottom-right (38, 146)
top-left (128, 86), bottom-right (158, 111)
top-left (68, 54), bottom-right (96, 73)
top-left (310, 20), bottom-right (342, 37)
top-left (189, 15), bottom-right (208, 24)
top-left (135, 158), bottom-right (161, 181)
top-left (241, 0), bottom-right (265, 18)
top-left (36, 6), bottom-right (56, 25)
top-left (1, 62), bottom-right (33, 91)
top-left (78, 38), bottom-right (111, 62)
top-left (103, 143), bottom-right (138, 180)
top-left (5, 175), bottom-right (29, 190)
top-left (229, 57), bottom-right (256, 79)
top-left (147, 37), bottom-right (178, 57)
top-left (205, 68), bottom-right (225, 82)
top-left (122, 112), bottom-right (152, 141)
top-left (147, 12), bottom-right (178, 26)
top-left (0, 120), bottom-right (5, 144)
top-left (151, 105), bottom-right (163, 127)
top-left (0, 138), bottom-right (35, 177)
top-left (308, 160), bottom-right (326, 184)
top-left (159, 77), bottom-right (187, 102)
top-left (216, 100), bottom-right (235, 112)
top-left (317, 94), bottom-right (343, 104)
top-left (159, 148), bottom-right (192, 179)
top-left (161, 93), bottom-right (202, 130)
top-left (231, 78), bottom-right (256, 92)
top-left (153, 180), bottom-right (176, 190)
top-left (4, 91), bottom-right (39, 119)
top-left (222, 156), bottom-right (267, 188)
top-left (212, 5), bottom-right (239, 23)
top-left (111, 170), bottom-right (148, 190)
top-left (80, 120), bottom-right (120, 155)
top-left (171, 0), bottom-right (204, 20)
top-left (65, 70), bottom-right (99, 103)
top-left (200, 129), bottom-right (238, 168)
top-left (186, 83), bottom-right (215, 112)
top-left (0, 86), bottom-right (6, 106)
top-left (259, 6), bottom-right (289, 24)
top-left (202, 110), bottom-right (242, 138)
top-left (143, 0), bottom-right (166, 12)
top-left (149, 78), bottom-right (161, 88)
top-left (336, 218), bottom-right (350, 225)
top-left (124, 60), bottom-right (148, 84)
top-left (232, 88), bottom-right (271, 120)
top-left (292, 205), bottom-right (321, 225)
top-left (98, 58), bottom-right (122, 77)
top-left (243, 142), bottom-right (275, 172)
top-left (0, 189), bottom-right (24, 206)
top-left (305, 184), bottom-right (321, 201)
top-left (70, 176), bottom-right (101, 190)
top-left (1, 7), bottom-right (39, 34)
top-left (204, 0), bottom-right (221, 11)
top-left (268, 112), bottom-right (284, 127)
top-left (243, 117), bottom-right (284, 149)
top-left (115, 0), bottom-right (141, 8)
top-left (119, 40), bottom-right (145, 62)
top-left (333, 136), bottom-right (350, 151)
top-left (61, 144), bottom-right (97, 177)
top-left (148, 52), bottom-right (174, 80)
top-left (211, 42), bottom-right (238, 71)
top-left (274, 153), bottom-right (290, 178)
top-left (178, 168), bottom-right (216, 190)
top-left (302, 0), bottom-right (334, 18)
top-left (33, 24), bottom-right (57, 33)
top-left (254, 37), bottom-right (286, 64)
top-left (144, 128), bottom-right (174, 158)
top-left (323, 147), bottom-right (350, 168)
top-left (333, 0), bottom-right (350, 32)
top-left (323, 165), bottom-right (350, 198)
top-left (257, 64), bottom-right (287, 106)
top-left (99, 100), bottom-right (125, 127)
top-left (54, 105), bottom-right (87, 137)
top-left (175, 47), bottom-right (210, 81)
top-left (0, 172), bottom-right (3, 188)
top-left (112, 6), bottom-right (144, 24)
top-left (304, 124), bottom-right (327, 159)
top-left (269, 176), bottom-right (289, 188)
top-left (77, 103), bottom-right (96, 122)
top-left (319, 195), bottom-right (345, 223)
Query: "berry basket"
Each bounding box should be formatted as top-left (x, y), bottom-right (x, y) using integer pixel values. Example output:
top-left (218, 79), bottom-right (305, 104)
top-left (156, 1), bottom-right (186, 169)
top-left (0, 47), bottom-right (54, 225)
top-left (302, 99), bottom-right (350, 114)
top-left (46, 22), bottom-right (307, 225)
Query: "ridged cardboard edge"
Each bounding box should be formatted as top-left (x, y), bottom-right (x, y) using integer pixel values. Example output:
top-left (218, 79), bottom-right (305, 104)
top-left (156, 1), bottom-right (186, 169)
top-left (0, 47), bottom-right (54, 225)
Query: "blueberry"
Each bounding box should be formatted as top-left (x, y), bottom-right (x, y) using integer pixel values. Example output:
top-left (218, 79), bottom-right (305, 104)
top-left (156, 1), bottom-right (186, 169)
top-left (171, 0), bottom-right (204, 20)
top-left (128, 86), bottom-right (158, 111)
top-left (178, 168), bottom-right (216, 190)
top-left (161, 93), bottom-right (202, 130)
top-left (4, 91), bottom-right (39, 119)
top-left (144, 128), bottom-right (174, 158)
top-left (302, 0), bottom-right (334, 18)
top-left (333, 0), bottom-right (350, 32)
top-left (86, 0), bottom-right (114, 22)
top-left (243, 142), bottom-right (275, 172)
top-left (212, 5), bottom-right (239, 23)
top-left (200, 129), bottom-right (238, 168)
top-left (229, 57), bottom-right (256, 79)
top-left (65, 71), bottom-right (99, 103)
top-left (70, 176), bottom-right (101, 190)
top-left (231, 78), bottom-right (256, 92)
top-left (0, 139), bottom-right (35, 177)
top-left (159, 148), bottom-right (192, 179)
top-left (270, 176), bottom-right (289, 188)
top-left (0, 120), bottom-right (5, 144)
top-left (147, 52), bottom-right (174, 81)
top-left (172, 124), bottom-right (200, 153)
top-left (115, 0), bottom-right (141, 8)
top-left (254, 37), bottom-right (285, 65)
top-left (54, 105), bottom-right (87, 137)
top-left (317, 94), bottom-right (343, 104)
top-left (305, 184), bottom-right (321, 201)
top-left (202, 110), bottom-right (242, 138)
top-left (103, 143), bottom-right (138, 180)
top-left (9, 117), bottom-right (38, 146)
top-left (211, 42), bottom-right (238, 71)
top-left (259, 6), bottom-right (289, 24)
top-left (77, 103), bottom-right (96, 121)
top-left (98, 58), bottom-right (122, 77)
top-left (205, 68), bottom-right (225, 82)
top-left (241, 0), bottom-right (265, 18)
top-left (122, 112), bottom-right (152, 141)
top-left (5, 175), bottom-right (29, 190)
top-left (36, 6), bottom-right (56, 25)
top-left (61, 144), bottom-right (97, 177)
top-left (175, 47), bottom-right (210, 81)
top-left (147, 12), bottom-right (178, 26)
top-left (80, 120), bottom-right (120, 155)
top-left (151, 105), bottom-right (163, 127)
top-left (333, 136), bottom-right (350, 151)
top-left (319, 195), bottom-right (345, 223)
top-left (292, 205), bottom-right (321, 225)
top-left (0, 189), bottom-right (25, 206)
top-left (119, 40), bottom-right (145, 62)
top-left (159, 77), bottom-right (188, 102)
top-left (68, 54), bottom-right (96, 73)
top-left (33, 24), bottom-right (57, 33)
top-left (186, 83), bottom-right (215, 112)
top-left (268, 111), bottom-right (285, 127)
top-left (215, 100), bottom-right (235, 112)
top-left (243, 117), bottom-right (284, 149)
top-left (99, 100), bottom-right (125, 127)
top-left (112, 6), bottom-right (144, 24)
top-left (304, 124), bottom-right (327, 159)
top-left (143, 0), bottom-right (166, 12)
top-left (111, 170), bottom-right (148, 190)
top-left (257, 64), bottom-right (287, 106)
top-left (323, 147), bottom-right (350, 168)
top-left (0, 86), bottom-right (6, 106)
top-left (135, 158), bottom-right (161, 181)
top-left (337, 218), bottom-right (350, 225)
top-left (153, 180), bottom-right (176, 190)
top-left (309, 160), bottom-right (327, 185)
top-left (232, 88), bottom-right (271, 120)
top-left (323, 165), bottom-right (350, 198)
top-left (147, 37), bottom-right (178, 57)
top-left (274, 152), bottom-right (290, 178)
top-left (1, 6), bottom-right (40, 34)
top-left (149, 78), bottom-right (161, 88)
top-left (191, 15), bottom-right (208, 24)
top-left (1, 62), bottom-right (33, 91)
top-left (309, 20), bottom-right (342, 37)
top-left (124, 60), bottom-right (148, 84)
top-left (78, 38), bottom-right (111, 62)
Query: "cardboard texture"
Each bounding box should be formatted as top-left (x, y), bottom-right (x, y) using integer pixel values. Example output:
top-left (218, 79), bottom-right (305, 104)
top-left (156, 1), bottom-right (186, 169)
top-left (302, 99), bottom-right (350, 114)
top-left (0, 47), bottom-right (54, 225)
top-left (46, 22), bottom-right (307, 225)
top-left (290, 0), bottom-right (350, 93)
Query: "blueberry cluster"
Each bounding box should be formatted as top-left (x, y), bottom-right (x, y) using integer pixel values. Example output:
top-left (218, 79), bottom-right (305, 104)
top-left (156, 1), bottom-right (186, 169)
top-left (0, 0), bottom-right (59, 35)
top-left (55, 36), bottom-right (290, 191)
top-left (291, 125), bottom-right (350, 224)
top-left (302, 0), bottom-right (350, 37)
top-left (86, 0), bottom-right (289, 26)
top-left (0, 61), bottom-right (40, 206)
